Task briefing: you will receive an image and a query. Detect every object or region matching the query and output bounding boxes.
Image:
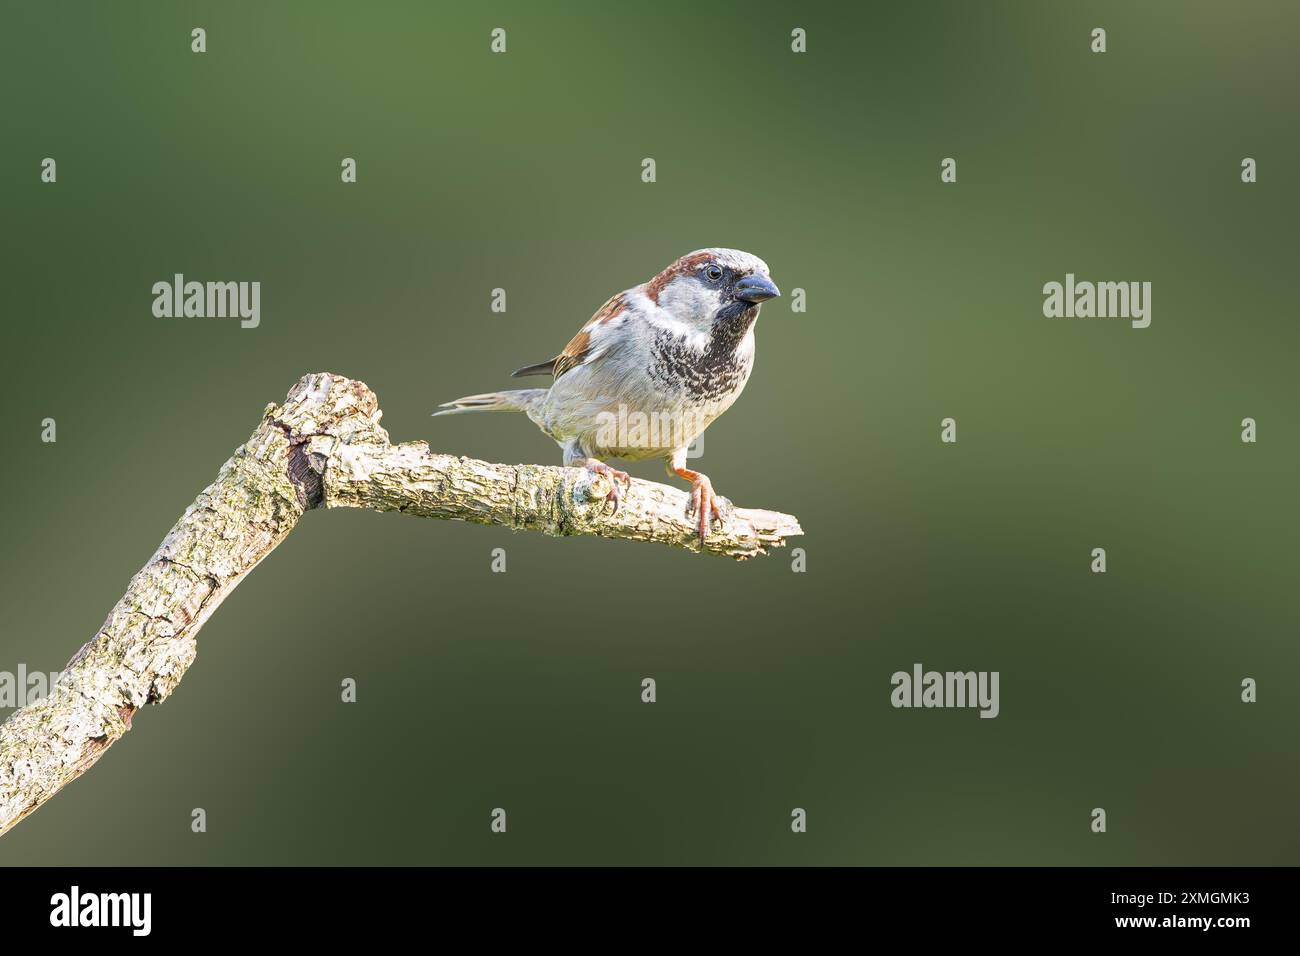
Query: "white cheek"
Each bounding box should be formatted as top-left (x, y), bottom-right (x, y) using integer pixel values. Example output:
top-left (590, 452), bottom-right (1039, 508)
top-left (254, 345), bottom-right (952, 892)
top-left (659, 279), bottom-right (721, 326)
top-left (737, 330), bottom-right (756, 360)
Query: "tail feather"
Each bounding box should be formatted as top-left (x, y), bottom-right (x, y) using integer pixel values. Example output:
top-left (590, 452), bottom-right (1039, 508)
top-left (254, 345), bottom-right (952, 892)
top-left (432, 389), bottom-right (545, 417)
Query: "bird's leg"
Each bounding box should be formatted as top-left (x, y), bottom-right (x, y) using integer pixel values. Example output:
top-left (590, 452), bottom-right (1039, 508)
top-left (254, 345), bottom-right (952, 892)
top-left (671, 463), bottom-right (730, 545)
top-left (575, 457), bottom-right (631, 514)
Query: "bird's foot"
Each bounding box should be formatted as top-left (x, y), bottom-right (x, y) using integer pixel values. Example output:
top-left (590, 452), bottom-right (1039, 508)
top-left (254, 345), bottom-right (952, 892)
top-left (683, 472), bottom-right (730, 546)
top-left (583, 459), bottom-right (631, 514)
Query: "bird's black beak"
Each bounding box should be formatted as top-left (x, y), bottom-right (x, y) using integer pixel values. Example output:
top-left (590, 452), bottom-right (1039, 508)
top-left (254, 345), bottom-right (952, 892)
top-left (735, 274), bottom-right (781, 303)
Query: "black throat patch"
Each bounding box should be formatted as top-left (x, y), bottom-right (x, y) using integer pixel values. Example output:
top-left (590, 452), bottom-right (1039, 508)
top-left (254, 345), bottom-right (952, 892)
top-left (648, 304), bottom-right (759, 403)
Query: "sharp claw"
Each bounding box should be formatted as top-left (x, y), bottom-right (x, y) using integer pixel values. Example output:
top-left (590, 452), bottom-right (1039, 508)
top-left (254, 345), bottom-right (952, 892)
top-left (712, 496), bottom-right (730, 529)
top-left (584, 460), bottom-right (630, 516)
top-left (682, 476), bottom-right (728, 548)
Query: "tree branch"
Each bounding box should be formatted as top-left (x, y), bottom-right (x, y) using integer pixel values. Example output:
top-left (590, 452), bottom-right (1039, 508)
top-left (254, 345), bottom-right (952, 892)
top-left (0, 373), bottom-right (801, 836)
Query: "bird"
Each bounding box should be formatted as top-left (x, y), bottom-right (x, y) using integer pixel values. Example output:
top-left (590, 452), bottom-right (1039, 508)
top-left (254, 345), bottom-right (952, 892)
top-left (433, 248), bottom-right (780, 543)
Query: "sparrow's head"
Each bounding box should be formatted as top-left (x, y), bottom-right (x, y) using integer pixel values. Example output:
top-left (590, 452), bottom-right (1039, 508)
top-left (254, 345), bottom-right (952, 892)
top-left (642, 248), bottom-right (780, 330)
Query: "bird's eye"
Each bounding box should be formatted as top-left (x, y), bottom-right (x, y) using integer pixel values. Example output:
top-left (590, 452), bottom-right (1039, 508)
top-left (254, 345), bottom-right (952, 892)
top-left (704, 264), bottom-right (723, 282)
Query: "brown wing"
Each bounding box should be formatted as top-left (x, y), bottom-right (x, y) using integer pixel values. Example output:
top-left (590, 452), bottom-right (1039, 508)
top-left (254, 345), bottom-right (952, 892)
top-left (510, 359), bottom-right (559, 378)
top-left (510, 292), bottom-right (627, 380)
top-left (551, 328), bottom-right (594, 379)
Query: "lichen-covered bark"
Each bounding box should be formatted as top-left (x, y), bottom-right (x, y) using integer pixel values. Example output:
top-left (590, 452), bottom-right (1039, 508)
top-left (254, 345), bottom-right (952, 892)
top-left (323, 441), bottom-right (801, 556)
top-left (0, 373), bottom-right (801, 837)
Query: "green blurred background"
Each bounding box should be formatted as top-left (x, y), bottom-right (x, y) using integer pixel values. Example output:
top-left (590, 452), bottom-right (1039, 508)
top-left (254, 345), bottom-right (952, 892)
top-left (1, 0), bottom-right (1296, 865)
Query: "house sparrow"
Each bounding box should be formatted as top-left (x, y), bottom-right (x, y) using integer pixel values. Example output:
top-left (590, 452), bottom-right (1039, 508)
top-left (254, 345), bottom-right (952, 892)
top-left (434, 248), bottom-right (780, 543)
